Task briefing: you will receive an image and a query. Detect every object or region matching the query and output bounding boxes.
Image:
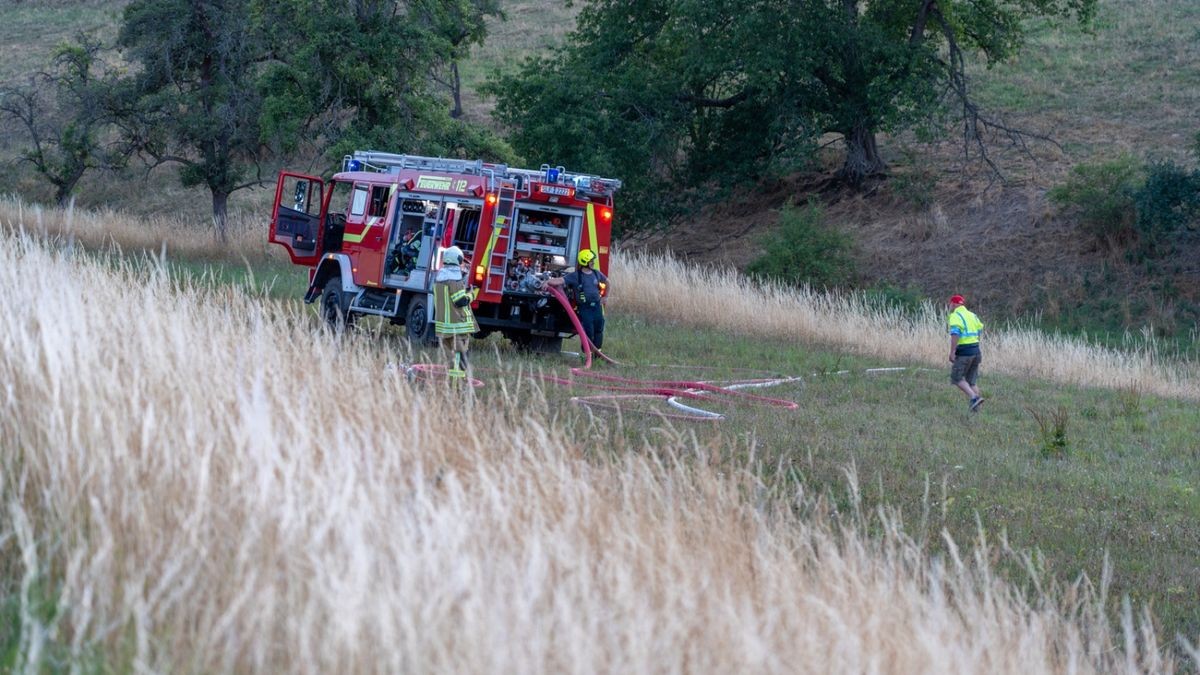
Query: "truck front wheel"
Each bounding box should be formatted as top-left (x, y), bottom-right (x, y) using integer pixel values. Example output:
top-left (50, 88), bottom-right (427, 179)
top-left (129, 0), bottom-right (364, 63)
top-left (321, 278), bottom-right (354, 331)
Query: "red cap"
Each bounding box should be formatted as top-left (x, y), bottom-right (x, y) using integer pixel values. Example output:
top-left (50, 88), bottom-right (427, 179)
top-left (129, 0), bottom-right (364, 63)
top-left (949, 294), bottom-right (965, 305)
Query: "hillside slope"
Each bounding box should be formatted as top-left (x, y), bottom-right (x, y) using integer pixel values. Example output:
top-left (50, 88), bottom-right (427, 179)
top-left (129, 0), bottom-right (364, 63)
top-left (629, 0), bottom-right (1200, 339)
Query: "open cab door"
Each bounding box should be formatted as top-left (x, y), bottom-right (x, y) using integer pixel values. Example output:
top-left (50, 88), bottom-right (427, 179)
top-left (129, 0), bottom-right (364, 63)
top-left (270, 172), bottom-right (327, 266)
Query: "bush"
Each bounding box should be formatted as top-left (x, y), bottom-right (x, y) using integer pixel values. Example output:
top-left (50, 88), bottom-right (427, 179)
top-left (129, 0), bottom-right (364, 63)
top-left (862, 282), bottom-right (925, 317)
top-left (1027, 405), bottom-right (1070, 458)
top-left (1132, 161), bottom-right (1200, 254)
top-left (746, 201), bottom-right (856, 289)
top-left (1048, 155), bottom-right (1142, 245)
top-left (889, 163), bottom-right (938, 209)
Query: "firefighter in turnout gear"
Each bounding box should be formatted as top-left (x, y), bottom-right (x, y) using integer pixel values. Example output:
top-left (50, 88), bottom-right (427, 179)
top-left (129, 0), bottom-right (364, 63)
top-left (433, 246), bottom-right (478, 381)
top-left (546, 249), bottom-right (609, 354)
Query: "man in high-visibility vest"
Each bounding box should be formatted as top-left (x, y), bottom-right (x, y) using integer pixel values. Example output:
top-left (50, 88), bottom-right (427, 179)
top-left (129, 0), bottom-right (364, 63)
top-left (947, 294), bottom-right (985, 411)
top-left (433, 246), bottom-right (478, 381)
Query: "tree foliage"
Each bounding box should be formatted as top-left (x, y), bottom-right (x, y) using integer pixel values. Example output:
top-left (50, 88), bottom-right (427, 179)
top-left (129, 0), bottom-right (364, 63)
top-left (491, 0), bottom-right (1096, 231)
top-left (259, 0), bottom-right (439, 158)
top-left (258, 0), bottom-right (514, 166)
top-left (1133, 161), bottom-right (1200, 254)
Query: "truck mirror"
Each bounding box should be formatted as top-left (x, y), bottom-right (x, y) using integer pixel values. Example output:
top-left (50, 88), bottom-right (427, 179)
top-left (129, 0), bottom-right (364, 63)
top-left (293, 180), bottom-right (308, 211)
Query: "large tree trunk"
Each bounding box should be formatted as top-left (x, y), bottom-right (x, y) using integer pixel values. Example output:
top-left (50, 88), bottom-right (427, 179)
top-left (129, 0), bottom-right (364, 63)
top-left (838, 123), bottom-right (886, 187)
top-left (450, 61), bottom-right (463, 119)
top-left (54, 166), bottom-right (86, 207)
top-left (212, 189), bottom-right (229, 244)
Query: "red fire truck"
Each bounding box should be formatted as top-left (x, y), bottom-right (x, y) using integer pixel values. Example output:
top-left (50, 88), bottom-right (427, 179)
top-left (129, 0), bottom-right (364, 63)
top-left (268, 151), bottom-right (620, 352)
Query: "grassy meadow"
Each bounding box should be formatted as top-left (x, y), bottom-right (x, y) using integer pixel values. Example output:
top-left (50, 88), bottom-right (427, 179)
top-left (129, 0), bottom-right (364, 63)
top-left (1, 0), bottom-right (1199, 670)
top-left (3, 202), bottom-right (1199, 671)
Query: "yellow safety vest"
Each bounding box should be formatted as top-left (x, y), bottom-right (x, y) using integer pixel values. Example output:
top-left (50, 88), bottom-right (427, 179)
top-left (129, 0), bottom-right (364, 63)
top-left (948, 307), bottom-right (983, 345)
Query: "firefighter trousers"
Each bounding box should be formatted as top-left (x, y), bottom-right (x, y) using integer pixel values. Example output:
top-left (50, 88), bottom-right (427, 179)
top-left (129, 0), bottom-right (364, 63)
top-left (439, 334), bottom-right (471, 378)
top-left (577, 302), bottom-right (605, 350)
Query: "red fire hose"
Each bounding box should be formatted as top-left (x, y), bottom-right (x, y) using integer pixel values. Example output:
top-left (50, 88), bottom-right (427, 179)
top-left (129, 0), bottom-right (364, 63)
top-left (541, 286), bottom-right (800, 421)
top-left (403, 286), bottom-right (802, 421)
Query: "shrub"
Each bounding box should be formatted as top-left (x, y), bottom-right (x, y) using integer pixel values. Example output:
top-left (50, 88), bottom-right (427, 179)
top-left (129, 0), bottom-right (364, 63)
top-left (889, 165), bottom-right (938, 209)
top-left (1027, 405), bottom-right (1070, 458)
top-left (1048, 155), bottom-right (1143, 246)
top-left (1132, 161), bottom-right (1200, 254)
top-left (862, 282), bottom-right (925, 317)
top-left (746, 201), bottom-right (856, 289)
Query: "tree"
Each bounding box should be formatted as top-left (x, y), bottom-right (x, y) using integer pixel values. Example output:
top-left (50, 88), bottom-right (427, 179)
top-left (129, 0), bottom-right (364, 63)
top-left (115, 0), bottom-right (268, 242)
top-left (259, 0), bottom-right (435, 159)
top-left (492, 0), bottom-right (1097, 229)
top-left (491, 0), bottom-right (779, 230)
top-left (416, 0), bottom-right (504, 119)
top-left (0, 35), bottom-right (126, 206)
top-left (258, 0), bottom-right (513, 166)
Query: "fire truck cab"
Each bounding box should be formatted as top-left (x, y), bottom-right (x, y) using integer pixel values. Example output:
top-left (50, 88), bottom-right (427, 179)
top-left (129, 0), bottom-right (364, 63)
top-left (268, 151), bottom-right (620, 352)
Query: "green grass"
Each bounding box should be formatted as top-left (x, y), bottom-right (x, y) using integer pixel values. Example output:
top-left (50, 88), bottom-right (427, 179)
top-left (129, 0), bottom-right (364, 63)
top-left (970, 0), bottom-right (1200, 163)
top-left (455, 0), bottom-right (580, 121)
top-left (299, 287), bottom-right (1200, 645)
top-left (0, 1), bottom-right (126, 86)
top-left (164, 256), bottom-right (309, 300)
top-left (0, 566), bottom-right (109, 672)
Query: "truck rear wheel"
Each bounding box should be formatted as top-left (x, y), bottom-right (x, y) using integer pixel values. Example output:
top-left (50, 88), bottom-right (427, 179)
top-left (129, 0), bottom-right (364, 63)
top-left (405, 296), bottom-right (438, 347)
top-left (321, 278), bottom-right (355, 331)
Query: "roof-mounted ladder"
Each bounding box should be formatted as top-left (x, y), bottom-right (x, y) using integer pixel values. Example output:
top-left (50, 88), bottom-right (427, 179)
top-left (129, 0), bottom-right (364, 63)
top-left (343, 150), bottom-right (623, 195)
top-left (345, 151), bottom-right (506, 177)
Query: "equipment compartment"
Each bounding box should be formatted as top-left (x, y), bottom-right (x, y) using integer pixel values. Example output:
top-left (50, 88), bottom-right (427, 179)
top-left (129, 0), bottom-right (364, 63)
top-left (504, 208), bottom-right (577, 293)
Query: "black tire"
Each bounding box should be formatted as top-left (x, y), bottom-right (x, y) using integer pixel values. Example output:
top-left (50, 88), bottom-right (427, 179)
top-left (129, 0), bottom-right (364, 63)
top-left (321, 278), bottom-right (355, 331)
top-left (405, 296), bottom-right (438, 347)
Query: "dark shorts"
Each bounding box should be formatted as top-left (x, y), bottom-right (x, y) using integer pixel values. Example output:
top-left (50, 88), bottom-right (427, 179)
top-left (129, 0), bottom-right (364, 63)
top-left (950, 353), bottom-right (982, 385)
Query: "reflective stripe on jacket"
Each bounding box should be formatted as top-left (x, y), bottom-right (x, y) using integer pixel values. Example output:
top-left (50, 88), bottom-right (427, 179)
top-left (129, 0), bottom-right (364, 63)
top-left (947, 307), bottom-right (983, 345)
top-left (433, 279), bottom-right (478, 335)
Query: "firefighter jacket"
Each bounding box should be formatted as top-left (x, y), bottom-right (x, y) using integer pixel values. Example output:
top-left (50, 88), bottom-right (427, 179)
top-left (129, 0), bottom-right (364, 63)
top-left (947, 306), bottom-right (983, 346)
top-left (433, 268), bottom-right (478, 336)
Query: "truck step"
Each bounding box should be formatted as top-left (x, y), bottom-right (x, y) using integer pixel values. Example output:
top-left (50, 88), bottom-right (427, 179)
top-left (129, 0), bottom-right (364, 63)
top-left (350, 289), bottom-right (401, 317)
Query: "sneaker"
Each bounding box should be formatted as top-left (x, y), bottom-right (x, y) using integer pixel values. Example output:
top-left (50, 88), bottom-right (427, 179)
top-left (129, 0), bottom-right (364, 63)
top-left (969, 396), bottom-right (984, 412)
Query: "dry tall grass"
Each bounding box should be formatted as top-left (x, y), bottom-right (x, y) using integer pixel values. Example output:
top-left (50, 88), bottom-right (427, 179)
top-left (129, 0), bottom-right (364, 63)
top-left (612, 252), bottom-right (1200, 401)
top-left (1, 223), bottom-right (1191, 670)
top-left (4, 192), bottom-right (1196, 401)
top-left (0, 195), bottom-right (270, 263)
